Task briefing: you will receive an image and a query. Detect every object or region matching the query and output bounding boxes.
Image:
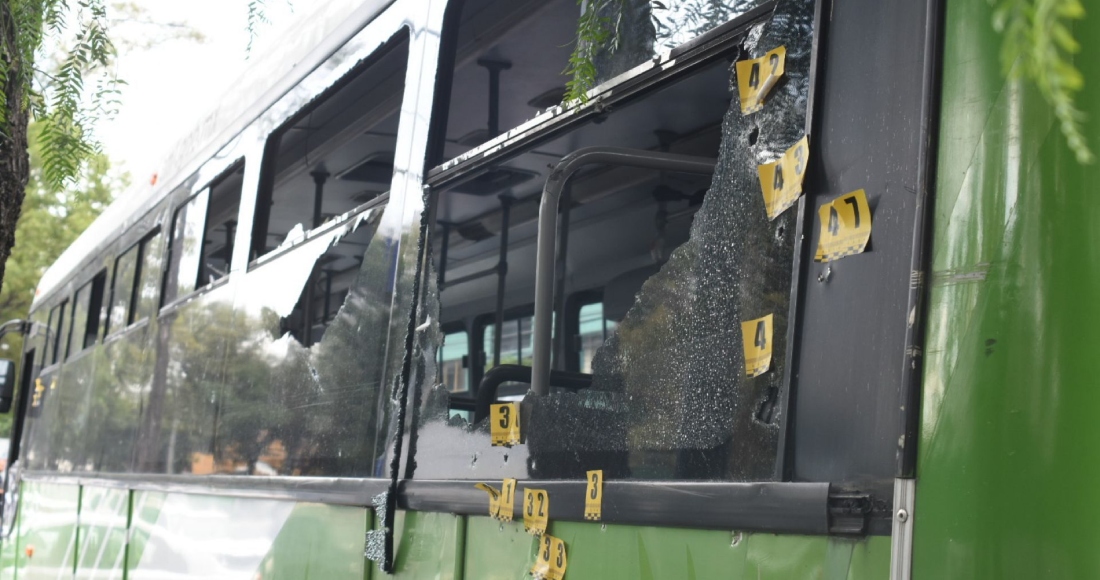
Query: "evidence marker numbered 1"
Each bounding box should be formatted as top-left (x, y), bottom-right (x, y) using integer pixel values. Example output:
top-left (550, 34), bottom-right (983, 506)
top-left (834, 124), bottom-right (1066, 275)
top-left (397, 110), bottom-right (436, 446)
top-left (736, 45), bottom-right (786, 114)
top-left (815, 189), bottom-right (872, 262)
top-left (499, 478), bottom-right (517, 522)
top-left (490, 402), bottom-right (521, 446)
top-left (741, 314), bottom-right (774, 378)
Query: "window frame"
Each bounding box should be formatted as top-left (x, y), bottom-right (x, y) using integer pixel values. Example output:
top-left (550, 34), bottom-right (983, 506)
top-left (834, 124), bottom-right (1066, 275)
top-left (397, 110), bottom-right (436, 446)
top-left (106, 227), bottom-right (164, 337)
top-left (248, 29), bottom-right (411, 269)
top-left (161, 160), bottom-right (245, 309)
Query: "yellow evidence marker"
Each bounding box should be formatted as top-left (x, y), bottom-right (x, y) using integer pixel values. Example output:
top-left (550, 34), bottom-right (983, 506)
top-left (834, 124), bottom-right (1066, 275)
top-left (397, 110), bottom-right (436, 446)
top-left (757, 136), bottom-right (809, 220)
top-left (584, 470), bottom-right (603, 521)
top-left (741, 314), bottom-right (774, 378)
top-left (499, 478), bottom-right (517, 522)
top-left (523, 488), bottom-right (550, 536)
top-left (736, 45), bottom-right (786, 114)
top-left (531, 534), bottom-right (568, 580)
top-left (473, 483), bottom-right (500, 518)
top-left (490, 402), bottom-right (521, 446)
top-left (815, 189), bottom-right (872, 262)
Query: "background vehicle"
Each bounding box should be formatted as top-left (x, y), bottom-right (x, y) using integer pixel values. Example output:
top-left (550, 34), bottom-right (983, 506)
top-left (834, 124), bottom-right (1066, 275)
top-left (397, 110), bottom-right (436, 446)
top-left (0, 0), bottom-right (1095, 578)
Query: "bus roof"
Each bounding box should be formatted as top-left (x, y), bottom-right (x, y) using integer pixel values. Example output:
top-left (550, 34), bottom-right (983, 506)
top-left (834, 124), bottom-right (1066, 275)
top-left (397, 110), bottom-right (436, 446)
top-left (32, 0), bottom-right (394, 310)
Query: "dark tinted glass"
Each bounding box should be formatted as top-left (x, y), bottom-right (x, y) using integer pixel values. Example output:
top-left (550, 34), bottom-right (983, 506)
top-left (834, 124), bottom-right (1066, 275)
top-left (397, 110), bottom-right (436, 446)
top-left (133, 232), bottom-right (164, 321)
top-left (109, 245), bottom-right (139, 333)
top-left (165, 191), bottom-right (209, 302)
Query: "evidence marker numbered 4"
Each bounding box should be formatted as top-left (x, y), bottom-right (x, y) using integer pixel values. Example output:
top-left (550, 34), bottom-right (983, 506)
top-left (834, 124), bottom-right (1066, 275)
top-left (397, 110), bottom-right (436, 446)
top-left (490, 402), bottom-right (521, 446)
top-left (815, 189), bottom-right (872, 262)
top-left (741, 314), bottom-right (774, 378)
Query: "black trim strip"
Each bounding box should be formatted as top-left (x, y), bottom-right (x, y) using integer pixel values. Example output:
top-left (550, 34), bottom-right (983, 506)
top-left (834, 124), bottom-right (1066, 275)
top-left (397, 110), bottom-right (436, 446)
top-left (896, 0), bottom-right (946, 479)
top-left (401, 479), bottom-right (830, 536)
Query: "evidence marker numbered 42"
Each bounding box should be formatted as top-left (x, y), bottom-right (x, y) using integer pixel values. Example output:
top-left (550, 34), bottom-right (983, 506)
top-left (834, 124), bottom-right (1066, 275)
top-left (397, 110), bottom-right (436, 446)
top-left (815, 189), bottom-right (872, 262)
top-left (736, 45), bottom-right (786, 114)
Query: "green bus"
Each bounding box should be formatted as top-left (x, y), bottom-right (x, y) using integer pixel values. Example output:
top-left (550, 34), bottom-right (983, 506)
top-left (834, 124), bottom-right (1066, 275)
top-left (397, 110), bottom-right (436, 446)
top-left (0, 0), bottom-right (1093, 577)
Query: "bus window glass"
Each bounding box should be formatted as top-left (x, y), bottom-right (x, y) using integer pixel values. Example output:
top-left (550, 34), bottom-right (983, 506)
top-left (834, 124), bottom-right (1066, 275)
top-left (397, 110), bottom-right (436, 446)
top-left (578, 302), bottom-right (616, 373)
top-left (57, 298), bottom-right (73, 362)
top-left (199, 163), bottom-right (244, 286)
top-left (66, 287), bottom-right (89, 358)
top-left (46, 302), bottom-right (63, 364)
top-left (67, 273), bottom-right (106, 356)
top-left (413, 0), bottom-right (813, 481)
top-left (436, 0), bottom-right (768, 164)
top-left (133, 231), bottom-right (164, 321)
top-left (439, 330), bottom-right (469, 393)
top-left (250, 34), bottom-right (408, 262)
top-left (108, 245), bottom-right (139, 333)
top-left (166, 190), bottom-right (209, 301)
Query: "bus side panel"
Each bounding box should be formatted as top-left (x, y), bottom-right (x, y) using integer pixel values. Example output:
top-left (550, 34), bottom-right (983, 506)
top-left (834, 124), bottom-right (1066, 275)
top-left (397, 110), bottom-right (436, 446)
top-left (391, 511), bottom-right (462, 580)
top-left (74, 486), bottom-right (129, 580)
top-left (0, 490), bottom-right (23, 580)
top-left (254, 503), bottom-right (370, 580)
top-left (916, 0), bottom-right (1100, 578)
top-left (125, 492), bottom-right (294, 579)
top-left (459, 514), bottom-right (891, 579)
top-left (15, 481), bottom-right (80, 580)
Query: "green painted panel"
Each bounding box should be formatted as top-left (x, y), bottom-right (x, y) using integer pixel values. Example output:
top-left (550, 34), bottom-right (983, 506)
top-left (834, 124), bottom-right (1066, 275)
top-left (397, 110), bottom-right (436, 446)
top-left (254, 503), bottom-right (368, 580)
top-left (0, 488), bottom-right (22, 580)
top-left (462, 516), bottom-right (536, 580)
top-left (916, 0), bottom-right (1100, 578)
top-left (392, 511), bottom-right (461, 580)
top-left (459, 515), bottom-right (889, 579)
top-left (124, 491), bottom-right (165, 573)
top-left (16, 481), bottom-right (80, 580)
top-left (75, 487), bottom-right (129, 580)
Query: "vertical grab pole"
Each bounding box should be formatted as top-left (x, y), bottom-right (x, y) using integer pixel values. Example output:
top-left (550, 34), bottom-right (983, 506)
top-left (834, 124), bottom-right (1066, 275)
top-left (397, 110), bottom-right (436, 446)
top-left (493, 196), bottom-right (512, 367)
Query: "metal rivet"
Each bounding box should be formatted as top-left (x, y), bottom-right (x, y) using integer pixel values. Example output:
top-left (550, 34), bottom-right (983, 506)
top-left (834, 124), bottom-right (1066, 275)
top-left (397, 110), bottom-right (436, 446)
top-left (897, 509), bottom-right (909, 523)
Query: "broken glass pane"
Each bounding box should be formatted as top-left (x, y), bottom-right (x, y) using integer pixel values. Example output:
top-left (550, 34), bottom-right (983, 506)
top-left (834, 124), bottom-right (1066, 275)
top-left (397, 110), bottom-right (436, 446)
top-left (410, 0), bottom-right (813, 481)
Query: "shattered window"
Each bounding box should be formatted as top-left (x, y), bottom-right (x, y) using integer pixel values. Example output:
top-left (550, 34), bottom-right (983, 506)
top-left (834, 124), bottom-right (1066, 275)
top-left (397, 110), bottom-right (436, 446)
top-left (250, 32), bottom-right (407, 262)
top-left (436, 0), bottom-right (771, 163)
top-left (411, 0), bottom-right (813, 481)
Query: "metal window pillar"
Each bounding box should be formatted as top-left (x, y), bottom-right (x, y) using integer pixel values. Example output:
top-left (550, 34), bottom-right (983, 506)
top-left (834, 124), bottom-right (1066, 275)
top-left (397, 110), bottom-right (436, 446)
top-left (530, 147), bottom-right (717, 396)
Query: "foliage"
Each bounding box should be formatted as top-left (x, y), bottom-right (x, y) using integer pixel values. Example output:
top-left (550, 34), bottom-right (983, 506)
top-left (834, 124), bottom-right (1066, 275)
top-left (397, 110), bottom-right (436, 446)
top-left (992, 0), bottom-right (1092, 163)
top-left (0, 122), bottom-right (117, 434)
top-left (564, 0), bottom-right (622, 104)
top-left (564, 0), bottom-right (743, 103)
top-left (1, 0), bottom-right (122, 191)
top-left (246, 0), bottom-right (271, 56)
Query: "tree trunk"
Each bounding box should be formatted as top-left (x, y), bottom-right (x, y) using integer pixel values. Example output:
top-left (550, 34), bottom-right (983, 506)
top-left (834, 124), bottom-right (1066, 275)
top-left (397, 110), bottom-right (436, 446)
top-left (0, 2), bottom-right (30, 300)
